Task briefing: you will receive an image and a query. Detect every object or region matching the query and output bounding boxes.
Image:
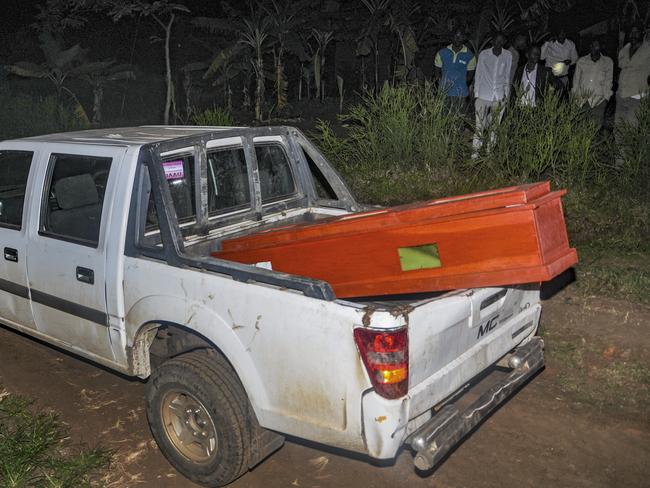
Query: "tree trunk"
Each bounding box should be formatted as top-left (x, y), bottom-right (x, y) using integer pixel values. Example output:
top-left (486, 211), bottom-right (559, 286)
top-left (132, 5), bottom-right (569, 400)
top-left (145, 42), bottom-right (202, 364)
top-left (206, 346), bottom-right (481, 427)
top-left (275, 46), bottom-right (287, 110)
top-left (314, 52), bottom-right (321, 101)
top-left (162, 14), bottom-right (175, 125)
top-left (255, 48), bottom-right (264, 122)
top-left (184, 72), bottom-right (192, 119)
top-left (374, 43), bottom-right (379, 94)
top-left (92, 84), bottom-right (103, 126)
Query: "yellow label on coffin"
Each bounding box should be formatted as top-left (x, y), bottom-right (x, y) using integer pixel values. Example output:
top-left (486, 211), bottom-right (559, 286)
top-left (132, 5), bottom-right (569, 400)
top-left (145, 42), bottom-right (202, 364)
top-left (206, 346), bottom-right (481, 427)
top-left (398, 244), bottom-right (442, 272)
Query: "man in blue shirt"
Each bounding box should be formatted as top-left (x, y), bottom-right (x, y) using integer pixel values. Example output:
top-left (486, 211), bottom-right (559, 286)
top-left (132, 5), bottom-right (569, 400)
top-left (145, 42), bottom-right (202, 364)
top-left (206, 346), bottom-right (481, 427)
top-left (434, 29), bottom-right (477, 112)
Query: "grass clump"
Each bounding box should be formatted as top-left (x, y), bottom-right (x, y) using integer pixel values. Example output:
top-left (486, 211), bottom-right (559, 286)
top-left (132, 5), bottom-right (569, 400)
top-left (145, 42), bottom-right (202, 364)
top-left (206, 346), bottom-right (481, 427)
top-left (191, 106), bottom-right (234, 126)
top-left (0, 391), bottom-right (110, 488)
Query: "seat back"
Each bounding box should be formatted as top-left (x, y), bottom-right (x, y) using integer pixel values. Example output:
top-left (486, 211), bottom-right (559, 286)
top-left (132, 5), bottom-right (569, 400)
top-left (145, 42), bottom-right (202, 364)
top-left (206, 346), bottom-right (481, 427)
top-left (49, 174), bottom-right (102, 243)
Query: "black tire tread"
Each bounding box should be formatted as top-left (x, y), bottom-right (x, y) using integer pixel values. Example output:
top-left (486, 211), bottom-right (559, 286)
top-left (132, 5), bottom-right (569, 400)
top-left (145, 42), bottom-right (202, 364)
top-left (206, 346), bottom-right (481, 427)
top-left (147, 349), bottom-right (253, 487)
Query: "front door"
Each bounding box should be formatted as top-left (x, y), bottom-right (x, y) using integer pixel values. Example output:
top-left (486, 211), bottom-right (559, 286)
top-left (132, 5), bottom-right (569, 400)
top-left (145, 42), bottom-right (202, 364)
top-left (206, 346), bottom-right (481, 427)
top-left (27, 145), bottom-right (126, 361)
top-left (0, 149), bottom-right (36, 329)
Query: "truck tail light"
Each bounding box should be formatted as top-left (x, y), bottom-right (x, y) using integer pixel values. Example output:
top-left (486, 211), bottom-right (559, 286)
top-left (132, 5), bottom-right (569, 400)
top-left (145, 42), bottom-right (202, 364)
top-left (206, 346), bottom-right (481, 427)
top-left (353, 328), bottom-right (408, 399)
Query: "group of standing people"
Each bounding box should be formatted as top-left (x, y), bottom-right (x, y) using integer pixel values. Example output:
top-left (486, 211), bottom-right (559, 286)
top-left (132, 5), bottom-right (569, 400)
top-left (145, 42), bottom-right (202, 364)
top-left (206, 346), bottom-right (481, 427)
top-left (433, 25), bottom-right (650, 154)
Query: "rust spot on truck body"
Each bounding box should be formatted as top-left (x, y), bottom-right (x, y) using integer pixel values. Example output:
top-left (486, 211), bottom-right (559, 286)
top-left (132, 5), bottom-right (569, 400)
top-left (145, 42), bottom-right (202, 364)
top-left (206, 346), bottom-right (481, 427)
top-left (361, 306), bottom-right (376, 327)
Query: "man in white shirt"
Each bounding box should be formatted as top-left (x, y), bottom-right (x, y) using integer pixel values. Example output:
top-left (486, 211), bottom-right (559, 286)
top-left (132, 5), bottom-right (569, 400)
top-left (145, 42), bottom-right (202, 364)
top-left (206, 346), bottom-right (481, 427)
top-left (473, 32), bottom-right (512, 154)
top-left (571, 39), bottom-right (613, 128)
top-left (541, 29), bottom-right (578, 87)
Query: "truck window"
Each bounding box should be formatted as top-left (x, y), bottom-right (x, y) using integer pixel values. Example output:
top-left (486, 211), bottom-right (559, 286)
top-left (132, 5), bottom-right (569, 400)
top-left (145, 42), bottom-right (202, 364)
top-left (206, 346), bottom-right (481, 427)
top-left (300, 147), bottom-right (338, 201)
top-left (255, 144), bottom-right (296, 203)
top-left (207, 147), bottom-right (251, 214)
top-left (41, 154), bottom-right (112, 247)
top-left (162, 154), bottom-right (196, 223)
top-left (0, 151), bottom-right (33, 229)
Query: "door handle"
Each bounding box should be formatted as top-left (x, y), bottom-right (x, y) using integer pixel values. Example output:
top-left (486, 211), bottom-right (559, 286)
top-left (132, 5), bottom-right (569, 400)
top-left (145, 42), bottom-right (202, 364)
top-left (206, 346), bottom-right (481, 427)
top-left (76, 266), bottom-right (95, 285)
top-left (4, 247), bottom-right (18, 262)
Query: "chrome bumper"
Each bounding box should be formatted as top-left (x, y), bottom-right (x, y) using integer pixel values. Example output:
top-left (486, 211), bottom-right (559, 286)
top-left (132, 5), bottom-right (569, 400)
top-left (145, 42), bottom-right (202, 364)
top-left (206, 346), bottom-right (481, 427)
top-left (407, 337), bottom-right (545, 471)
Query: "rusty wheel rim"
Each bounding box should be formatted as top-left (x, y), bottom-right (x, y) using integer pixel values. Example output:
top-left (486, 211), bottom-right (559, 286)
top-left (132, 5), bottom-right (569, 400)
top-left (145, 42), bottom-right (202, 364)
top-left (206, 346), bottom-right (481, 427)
top-left (160, 390), bottom-right (218, 463)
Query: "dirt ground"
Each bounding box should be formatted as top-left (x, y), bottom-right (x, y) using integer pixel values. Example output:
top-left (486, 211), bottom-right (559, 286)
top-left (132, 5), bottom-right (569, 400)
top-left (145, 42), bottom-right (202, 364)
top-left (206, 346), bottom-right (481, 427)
top-left (1, 286), bottom-right (649, 488)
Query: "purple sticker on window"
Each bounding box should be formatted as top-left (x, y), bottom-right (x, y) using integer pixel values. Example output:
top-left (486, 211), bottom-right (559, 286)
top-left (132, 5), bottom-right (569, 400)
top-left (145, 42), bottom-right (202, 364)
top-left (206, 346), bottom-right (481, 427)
top-left (163, 160), bottom-right (185, 180)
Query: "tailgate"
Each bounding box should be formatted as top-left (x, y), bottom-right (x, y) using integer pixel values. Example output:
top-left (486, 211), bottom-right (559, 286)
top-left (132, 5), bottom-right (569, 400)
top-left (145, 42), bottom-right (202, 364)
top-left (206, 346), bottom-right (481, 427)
top-left (406, 285), bottom-right (541, 420)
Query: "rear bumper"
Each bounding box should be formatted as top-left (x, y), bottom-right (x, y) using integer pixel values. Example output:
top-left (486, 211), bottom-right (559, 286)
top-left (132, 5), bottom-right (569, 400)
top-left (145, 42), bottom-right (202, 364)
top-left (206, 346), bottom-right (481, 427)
top-left (406, 337), bottom-right (544, 470)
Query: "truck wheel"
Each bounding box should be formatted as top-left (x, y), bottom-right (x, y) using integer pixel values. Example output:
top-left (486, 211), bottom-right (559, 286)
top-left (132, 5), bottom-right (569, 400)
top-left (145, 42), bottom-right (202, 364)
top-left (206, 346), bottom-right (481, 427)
top-left (146, 349), bottom-right (252, 487)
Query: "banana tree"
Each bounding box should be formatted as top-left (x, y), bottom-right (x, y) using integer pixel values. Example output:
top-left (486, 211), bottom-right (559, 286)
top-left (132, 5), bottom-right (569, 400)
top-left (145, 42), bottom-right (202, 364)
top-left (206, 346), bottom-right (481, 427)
top-left (387, 0), bottom-right (419, 83)
top-left (181, 61), bottom-right (209, 120)
top-left (311, 29), bottom-right (334, 102)
top-left (266, 0), bottom-right (310, 111)
top-left (202, 45), bottom-right (247, 112)
top-left (194, 12), bottom-right (273, 122)
top-left (357, 0), bottom-right (391, 93)
top-left (242, 17), bottom-right (272, 121)
top-left (77, 60), bottom-right (135, 125)
top-left (110, 1), bottom-right (190, 125)
top-left (6, 32), bottom-right (84, 97)
top-left (490, 0), bottom-right (517, 32)
top-left (5, 32), bottom-right (89, 121)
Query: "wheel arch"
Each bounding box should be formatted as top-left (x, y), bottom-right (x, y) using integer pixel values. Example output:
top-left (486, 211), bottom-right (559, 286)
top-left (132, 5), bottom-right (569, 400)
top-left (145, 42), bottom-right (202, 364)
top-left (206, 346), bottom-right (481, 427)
top-left (125, 295), bottom-right (270, 419)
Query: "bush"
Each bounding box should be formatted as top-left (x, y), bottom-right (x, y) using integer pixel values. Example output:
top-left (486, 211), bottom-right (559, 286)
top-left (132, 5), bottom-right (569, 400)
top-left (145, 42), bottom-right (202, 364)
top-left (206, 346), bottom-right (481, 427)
top-left (0, 92), bottom-right (89, 140)
top-left (191, 106), bottom-right (234, 126)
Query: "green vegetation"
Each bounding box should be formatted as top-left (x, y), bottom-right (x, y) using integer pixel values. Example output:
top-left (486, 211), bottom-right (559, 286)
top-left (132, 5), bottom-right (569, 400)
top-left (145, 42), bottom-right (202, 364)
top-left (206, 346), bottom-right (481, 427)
top-left (0, 91), bottom-right (90, 140)
top-left (191, 106), bottom-right (235, 127)
top-left (0, 390), bottom-right (110, 487)
top-left (315, 84), bottom-right (650, 304)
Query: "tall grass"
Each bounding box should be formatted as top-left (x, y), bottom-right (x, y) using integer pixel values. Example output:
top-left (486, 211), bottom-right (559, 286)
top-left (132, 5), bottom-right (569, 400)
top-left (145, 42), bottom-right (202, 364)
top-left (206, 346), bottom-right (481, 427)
top-left (0, 392), bottom-right (110, 487)
top-left (0, 92), bottom-right (89, 141)
top-left (615, 96), bottom-right (650, 190)
top-left (315, 83), bottom-right (469, 204)
top-left (471, 90), bottom-right (606, 186)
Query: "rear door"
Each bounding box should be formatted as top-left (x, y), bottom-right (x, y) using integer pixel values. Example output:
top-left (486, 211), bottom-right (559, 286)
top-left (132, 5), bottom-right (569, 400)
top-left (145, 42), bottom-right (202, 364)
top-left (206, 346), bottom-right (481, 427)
top-left (0, 149), bottom-right (36, 329)
top-left (27, 145), bottom-right (126, 361)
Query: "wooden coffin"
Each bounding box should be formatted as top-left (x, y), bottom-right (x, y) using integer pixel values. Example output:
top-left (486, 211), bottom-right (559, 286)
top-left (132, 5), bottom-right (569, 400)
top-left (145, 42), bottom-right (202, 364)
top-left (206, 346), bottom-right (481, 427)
top-left (213, 182), bottom-right (578, 298)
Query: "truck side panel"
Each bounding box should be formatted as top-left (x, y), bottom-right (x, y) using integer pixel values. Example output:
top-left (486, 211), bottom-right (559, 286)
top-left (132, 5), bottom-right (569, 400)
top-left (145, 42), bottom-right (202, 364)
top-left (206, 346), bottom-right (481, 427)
top-left (123, 256), bottom-right (374, 452)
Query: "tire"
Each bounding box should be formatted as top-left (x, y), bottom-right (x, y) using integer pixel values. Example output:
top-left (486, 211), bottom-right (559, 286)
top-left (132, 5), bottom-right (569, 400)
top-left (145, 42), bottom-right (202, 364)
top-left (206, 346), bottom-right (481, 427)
top-left (146, 349), bottom-right (252, 487)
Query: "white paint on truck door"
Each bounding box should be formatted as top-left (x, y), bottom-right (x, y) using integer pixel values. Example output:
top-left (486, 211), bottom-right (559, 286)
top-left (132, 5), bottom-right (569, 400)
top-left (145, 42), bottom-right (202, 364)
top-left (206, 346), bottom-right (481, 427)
top-left (0, 149), bottom-right (37, 329)
top-left (26, 145), bottom-right (127, 361)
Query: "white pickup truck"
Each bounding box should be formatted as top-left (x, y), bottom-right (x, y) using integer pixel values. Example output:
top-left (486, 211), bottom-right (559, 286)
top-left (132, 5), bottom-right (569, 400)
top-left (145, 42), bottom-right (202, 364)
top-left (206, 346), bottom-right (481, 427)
top-left (0, 126), bottom-right (544, 486)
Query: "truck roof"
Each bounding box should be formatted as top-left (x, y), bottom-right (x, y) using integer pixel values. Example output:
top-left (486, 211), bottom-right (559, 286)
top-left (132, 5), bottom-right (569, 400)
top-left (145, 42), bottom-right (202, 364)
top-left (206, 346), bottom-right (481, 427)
top-left (18, 126), bottom-right (248, 147)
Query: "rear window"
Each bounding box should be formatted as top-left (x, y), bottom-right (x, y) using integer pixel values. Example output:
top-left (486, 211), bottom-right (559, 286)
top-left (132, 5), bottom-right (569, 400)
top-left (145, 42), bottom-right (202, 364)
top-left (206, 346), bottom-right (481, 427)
top-left (255, 144), bottom-right (296, 202)
top-left (162, 154), bottom-right (196, 223)
top-left (207, 147), bottom-right (251, 214)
